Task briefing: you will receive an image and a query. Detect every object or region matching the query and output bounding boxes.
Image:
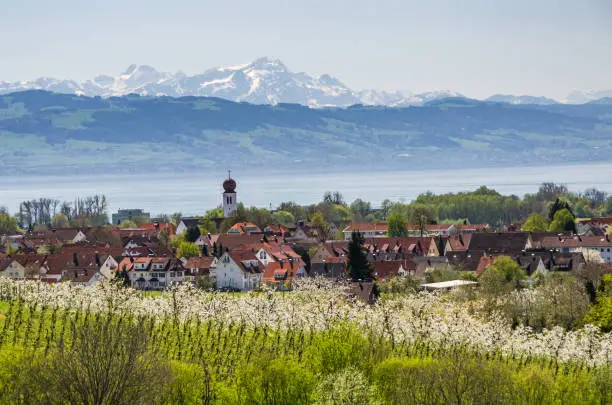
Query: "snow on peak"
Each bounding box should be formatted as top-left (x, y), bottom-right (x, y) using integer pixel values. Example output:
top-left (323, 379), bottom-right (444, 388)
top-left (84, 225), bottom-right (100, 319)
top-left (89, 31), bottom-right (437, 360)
top-left (0, 57), bottom-right (590, 108)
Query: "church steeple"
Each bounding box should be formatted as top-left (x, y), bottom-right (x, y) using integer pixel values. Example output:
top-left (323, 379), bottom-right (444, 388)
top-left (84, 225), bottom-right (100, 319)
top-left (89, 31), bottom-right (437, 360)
top-left (222, 170), bottom-right (237, 218)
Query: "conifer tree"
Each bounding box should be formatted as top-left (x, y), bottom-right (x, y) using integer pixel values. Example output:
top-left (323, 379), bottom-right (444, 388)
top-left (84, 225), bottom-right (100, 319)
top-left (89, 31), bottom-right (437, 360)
top-left (346, 231), bottom-right (373, 281)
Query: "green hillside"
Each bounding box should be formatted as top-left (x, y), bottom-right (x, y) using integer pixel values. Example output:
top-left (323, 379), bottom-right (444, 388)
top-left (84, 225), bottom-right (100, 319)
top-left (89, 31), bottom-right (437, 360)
top-left (1, 91), bottom-right (611, 174)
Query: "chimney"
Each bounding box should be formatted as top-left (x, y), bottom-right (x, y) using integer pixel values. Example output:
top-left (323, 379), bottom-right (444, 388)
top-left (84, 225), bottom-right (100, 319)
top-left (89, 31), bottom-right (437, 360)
top-left (280, 260), bottom-right (284, 269)
top-left (73, 252), bottom-right (78, 266)
top-left (95, 253), bottom-right (101, 266)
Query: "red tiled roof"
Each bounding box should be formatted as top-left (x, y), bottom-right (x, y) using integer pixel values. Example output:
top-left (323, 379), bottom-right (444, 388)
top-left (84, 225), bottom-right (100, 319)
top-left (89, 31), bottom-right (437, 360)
top-left (447, 234), bottom-right (472, 252)
top-left (139, 222), bottom-right (176, 236)
top-left (264, 224), bottom-right (290, 235)
top-left (60, 268), bottom-right (100, 283)
top-left (11, 254), bottom-right (47, 267)
top-left (117, 256), bottom-right (184, 272)
top-left (28, 228), bottom-right (90, 243)
top-left (43, 250), bottom-right (113, 275)
top-left (185, 256), bottom-right (215, 270)
top-left (228, 222), bottom-right (262, 234)
top-left (371, 261), bottom-right (402, 280)
top-left (343, 222), bottom-right (388, 232)
top-left (370, 259), bottom-right (418, 280)
top-left (226, 248), bottom-right (263, 274)
top-left (262, 261), bottom-right (301, 283)
top-left (61, 245), bottom-right (124, 259)
top-left (540, 235), bottom-right (612, 249)
top-left (469, 232), bottom-right (529, 254)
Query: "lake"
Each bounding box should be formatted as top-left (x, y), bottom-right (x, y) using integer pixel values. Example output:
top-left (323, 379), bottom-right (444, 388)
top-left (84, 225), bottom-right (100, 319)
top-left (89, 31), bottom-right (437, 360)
top-left (1, 163), bottom-right (612, 216)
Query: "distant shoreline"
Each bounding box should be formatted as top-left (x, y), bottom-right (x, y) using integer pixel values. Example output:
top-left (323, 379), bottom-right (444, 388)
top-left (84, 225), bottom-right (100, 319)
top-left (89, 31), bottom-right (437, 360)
top-left (1, 158), bottom-right (610, 179)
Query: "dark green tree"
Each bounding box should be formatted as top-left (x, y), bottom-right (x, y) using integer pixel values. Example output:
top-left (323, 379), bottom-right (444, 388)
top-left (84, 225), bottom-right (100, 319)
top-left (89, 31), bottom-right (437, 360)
top-left (212, 242), bottom-right (218, 257)
top-left (346, 231), bottom-right (372, 281)
top-left (549, 208), bottom-right (576, 233)
top-left (113, 268), bottom-right (131, 287)
top-left (185, 225), bottom-right (201, 243)
top-left (202, 244), bottom-right (209, 257)
top-left (548, 198), bottom-right (573, 221)
top-left (387, 214), bottom-right (408, 237)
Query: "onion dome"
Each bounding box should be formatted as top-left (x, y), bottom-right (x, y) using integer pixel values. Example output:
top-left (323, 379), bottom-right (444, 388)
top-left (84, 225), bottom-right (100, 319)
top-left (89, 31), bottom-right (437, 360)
top-left (223, 178), bottom-right (237, 193)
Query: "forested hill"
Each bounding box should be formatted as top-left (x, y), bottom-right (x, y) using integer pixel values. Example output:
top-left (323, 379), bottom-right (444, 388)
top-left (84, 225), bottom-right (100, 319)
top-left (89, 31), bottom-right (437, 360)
top-left (1, 91), bottom-right (611, 174)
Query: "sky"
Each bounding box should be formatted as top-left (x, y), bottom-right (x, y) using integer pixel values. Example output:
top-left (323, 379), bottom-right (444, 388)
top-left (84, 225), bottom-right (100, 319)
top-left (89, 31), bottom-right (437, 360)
top-left (1, 0), bottom-right (611, 100)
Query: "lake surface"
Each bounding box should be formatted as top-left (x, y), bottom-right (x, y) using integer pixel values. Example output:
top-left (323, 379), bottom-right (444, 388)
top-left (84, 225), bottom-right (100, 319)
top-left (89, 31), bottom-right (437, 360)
top-left (1, 163), bottom-right (612, 216)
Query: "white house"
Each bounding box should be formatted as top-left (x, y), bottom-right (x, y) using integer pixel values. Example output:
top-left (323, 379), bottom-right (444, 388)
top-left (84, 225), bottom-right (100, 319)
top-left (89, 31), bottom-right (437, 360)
top-left (0, 255), bottom-right (47, 279)
top-left (0, 259), bottom-right (26, 278)
top-left (342, 223), bottom-right (388, 240)
top-left (176, 218), bottom-right (201, 235)
top-left (98, 255), bottom-right (119, 279)
top-left (540, 235), bottom-right (612, 263)
top-left (215, 250), bottom-right (263, 291)
top-left (117, 257), bottom-right (188, 290)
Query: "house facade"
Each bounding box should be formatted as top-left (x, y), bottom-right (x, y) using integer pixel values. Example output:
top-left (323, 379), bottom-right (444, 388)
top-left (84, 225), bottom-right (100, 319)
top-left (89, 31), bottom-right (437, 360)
top-left (117, 257), bottom-right (188, 290)
top-left (342, 223), bottom-right (388, 240)
top-left (215, 250), bottom-right (263, 291)
top-left (539, 235), bottom-right (612, 263)
top-left (0, 259), bottom-right (26, 278)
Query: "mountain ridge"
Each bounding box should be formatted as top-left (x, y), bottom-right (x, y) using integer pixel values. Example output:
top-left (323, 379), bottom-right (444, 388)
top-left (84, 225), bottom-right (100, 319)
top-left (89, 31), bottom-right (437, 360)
top-left (2, 57), bottom-right (609, 107)
top-left (1, 90), bottom-right (611, 175)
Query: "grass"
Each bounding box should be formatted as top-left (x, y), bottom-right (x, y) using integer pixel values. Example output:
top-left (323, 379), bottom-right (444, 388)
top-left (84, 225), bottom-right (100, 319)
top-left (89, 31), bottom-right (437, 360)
top-left (137, 291), bottom-right (165, 298)
top-left (1, 300), bottom-right (610, 404)
top-left (0, 301), bottom-right (8, 315)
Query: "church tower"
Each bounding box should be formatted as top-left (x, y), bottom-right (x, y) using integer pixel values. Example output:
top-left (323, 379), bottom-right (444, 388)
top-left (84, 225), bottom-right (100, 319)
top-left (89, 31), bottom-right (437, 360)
top-left (222, 171), bottom-right (237, 218)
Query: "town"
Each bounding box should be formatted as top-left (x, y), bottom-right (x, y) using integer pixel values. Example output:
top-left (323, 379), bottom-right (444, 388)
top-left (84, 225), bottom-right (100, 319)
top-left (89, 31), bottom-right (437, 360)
top-left (1, 176), bottom-right (611, 300)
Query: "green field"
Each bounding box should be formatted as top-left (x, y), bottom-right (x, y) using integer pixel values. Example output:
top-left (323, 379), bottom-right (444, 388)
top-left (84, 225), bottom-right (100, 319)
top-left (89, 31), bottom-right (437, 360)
top-left (0, 278), bottom-right (610, 404)
top-left (0, 301), bottom-right (8, 315)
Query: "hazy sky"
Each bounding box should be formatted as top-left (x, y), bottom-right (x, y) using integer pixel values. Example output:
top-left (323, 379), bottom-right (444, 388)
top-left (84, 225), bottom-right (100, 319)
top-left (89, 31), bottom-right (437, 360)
top-left (2, 0), bottom-right (611, 99)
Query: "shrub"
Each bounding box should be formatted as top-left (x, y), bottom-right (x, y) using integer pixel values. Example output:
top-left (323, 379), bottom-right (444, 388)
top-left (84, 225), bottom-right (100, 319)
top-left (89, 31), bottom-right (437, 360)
top-left (313, 367), bottom-right (374, 405)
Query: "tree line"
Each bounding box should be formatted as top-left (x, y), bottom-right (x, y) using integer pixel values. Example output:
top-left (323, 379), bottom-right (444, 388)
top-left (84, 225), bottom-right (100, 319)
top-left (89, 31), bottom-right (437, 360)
top-left (16, 195), bottom-right (109, 230)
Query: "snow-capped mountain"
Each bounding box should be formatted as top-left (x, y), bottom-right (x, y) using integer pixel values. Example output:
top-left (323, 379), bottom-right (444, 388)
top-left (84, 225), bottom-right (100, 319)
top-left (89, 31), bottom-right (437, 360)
top-left (0, 57), bottom-right (608, 107)
top-left (486, 94), bottom-right (558, 105)
top-left (0, 57), bottom-right (464, 108)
